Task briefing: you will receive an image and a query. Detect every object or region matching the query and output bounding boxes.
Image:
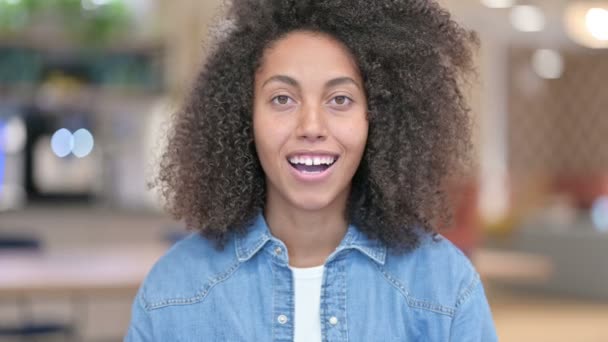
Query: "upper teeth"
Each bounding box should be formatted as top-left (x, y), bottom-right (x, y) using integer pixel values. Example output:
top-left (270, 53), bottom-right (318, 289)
top-left (289, 156), bottom-right (336, 166)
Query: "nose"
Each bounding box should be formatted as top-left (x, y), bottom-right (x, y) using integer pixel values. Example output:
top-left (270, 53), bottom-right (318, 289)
top-left (295, 102), bottom-right (328, 142)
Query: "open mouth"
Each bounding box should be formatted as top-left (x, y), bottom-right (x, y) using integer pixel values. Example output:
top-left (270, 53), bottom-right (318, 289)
top-left (286, 155), bottom-right (339, 174)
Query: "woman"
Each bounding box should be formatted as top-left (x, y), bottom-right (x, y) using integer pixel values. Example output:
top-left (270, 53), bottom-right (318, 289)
top-left (126, 0), bottom-right (497, 340)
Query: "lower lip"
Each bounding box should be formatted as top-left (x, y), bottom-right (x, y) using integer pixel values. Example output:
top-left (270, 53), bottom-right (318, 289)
top-left (287, 160), bottom-right (338, 183)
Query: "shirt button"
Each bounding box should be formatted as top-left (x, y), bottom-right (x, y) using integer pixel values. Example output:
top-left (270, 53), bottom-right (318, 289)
top-left (329, 316), bottom-right (339, 325)
top-left (274, 246), bottom-right (283, 255)
top-left (277, 314), bottom-right (288, 324)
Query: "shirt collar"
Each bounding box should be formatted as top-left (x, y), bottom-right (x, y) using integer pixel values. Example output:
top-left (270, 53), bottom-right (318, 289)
top-left (234, 211), bottom-right (387, 265)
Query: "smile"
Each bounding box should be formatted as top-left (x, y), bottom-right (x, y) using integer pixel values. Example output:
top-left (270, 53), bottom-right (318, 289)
top-left (286, 153), bottom-right (339, 181)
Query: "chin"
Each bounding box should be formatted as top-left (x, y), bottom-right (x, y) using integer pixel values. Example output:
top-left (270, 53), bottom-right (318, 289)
top-left (287, 192), bottom-right (339, 212)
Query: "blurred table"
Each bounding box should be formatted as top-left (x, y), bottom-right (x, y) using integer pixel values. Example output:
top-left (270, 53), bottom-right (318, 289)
top-left (0, 244), bottom-right (168, 298)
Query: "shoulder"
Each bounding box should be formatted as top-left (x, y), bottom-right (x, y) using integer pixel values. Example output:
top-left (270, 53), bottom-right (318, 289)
top-left (379, 232), bottom-right (481, 316)
top-left (137, 232), bottom-right (241, 311)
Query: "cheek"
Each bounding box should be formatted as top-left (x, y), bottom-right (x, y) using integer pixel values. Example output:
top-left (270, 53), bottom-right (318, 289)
top-left (252, 113), bottom-right (291, 167)
top-left (354, 121), bottom-right (369, 150)
top-left (252, 117), bottom-right (273, 162)
top-left (333, 119), bottom-right (369, 155)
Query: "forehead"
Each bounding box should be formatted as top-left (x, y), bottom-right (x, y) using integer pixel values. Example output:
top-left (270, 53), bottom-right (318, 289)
top-left (256, 31), bottom-right (361, 81)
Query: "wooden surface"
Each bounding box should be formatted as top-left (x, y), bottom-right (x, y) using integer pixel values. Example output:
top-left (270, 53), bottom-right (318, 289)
top-left (488, 285), bottom-right (608, 342)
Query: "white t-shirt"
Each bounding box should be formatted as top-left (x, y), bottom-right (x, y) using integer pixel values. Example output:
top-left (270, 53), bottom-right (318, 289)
top-left (288, 263), bottom-right (325, 342)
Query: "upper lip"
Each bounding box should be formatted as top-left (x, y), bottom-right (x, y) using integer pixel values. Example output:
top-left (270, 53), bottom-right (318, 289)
top-left (286, 150), bottom-right (340, 159)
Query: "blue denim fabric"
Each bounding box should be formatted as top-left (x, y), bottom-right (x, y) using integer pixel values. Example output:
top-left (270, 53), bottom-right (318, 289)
top-left (125, 212), bottom-right (497, 341)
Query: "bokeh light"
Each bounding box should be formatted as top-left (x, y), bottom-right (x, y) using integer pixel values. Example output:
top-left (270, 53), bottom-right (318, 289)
top-left (511, 5), bottom-right (546, 32)
top-left (72, 128), bottom-right (95, 158)
top-left (532, 49), bottom-right (565, 80)
top-left (50, 128), bottom-right (74, 158)
top-left (586, 8), bottom-right (608, 41)
top-left (481, 0), bottom-right (514, 9)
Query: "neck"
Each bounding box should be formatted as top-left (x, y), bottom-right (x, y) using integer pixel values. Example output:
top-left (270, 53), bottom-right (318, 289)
top-left (264, 189), bottom-right (350, 268)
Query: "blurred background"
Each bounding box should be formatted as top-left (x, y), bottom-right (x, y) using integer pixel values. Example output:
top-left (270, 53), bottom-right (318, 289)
top-left (0, 0), bottom-right (607, 341)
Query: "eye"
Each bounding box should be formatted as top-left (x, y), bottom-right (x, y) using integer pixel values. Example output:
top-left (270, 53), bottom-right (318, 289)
top-left (329, 95), bottom-right (353, 106)
top-left (271, 95), bottom-right (294, 106)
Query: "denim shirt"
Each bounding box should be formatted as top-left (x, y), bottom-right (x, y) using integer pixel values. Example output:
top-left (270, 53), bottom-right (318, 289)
top-left (125, 213), bottom-right (497, 341)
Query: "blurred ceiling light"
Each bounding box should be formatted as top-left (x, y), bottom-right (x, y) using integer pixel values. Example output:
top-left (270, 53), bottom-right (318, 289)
top-left (92, 0), bottom-right (114, 5)
top-left (81, 0), bottom-right (114, 10)
top-left (51, 129), bottom-right (73, 158)
top-left (564, 2), bottom-right (608, 49)
top-left (72, 129), bottom-right (94, 158)
top-left (481, 0), bottom-right (514, 9)
top-left (510, 5), bottom-right (546, 32)
top-left (591, 196), bottom-right (608, 232)
top-left (586, 8), bottom-right (608, 41)
top-left (3, 116), bottom-right (27, 154)
top-left (531, 49), bottom-right (564, 79)
top-left (81, 0), bottom-right (96, 10)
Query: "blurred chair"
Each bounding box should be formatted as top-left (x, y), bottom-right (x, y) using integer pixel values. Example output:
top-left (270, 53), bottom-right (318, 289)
top-left (439, 178), bottom-right (480, 257)
top-left (552, 173), bottom-right (608, 209)
top-left (0, 234), bottom-right (74, 341)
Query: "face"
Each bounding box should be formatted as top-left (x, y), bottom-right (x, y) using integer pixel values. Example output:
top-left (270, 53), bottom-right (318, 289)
top-left (253, 31), bottom-right (369, 212)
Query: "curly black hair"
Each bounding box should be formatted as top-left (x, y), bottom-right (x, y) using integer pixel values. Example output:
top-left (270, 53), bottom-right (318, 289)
top-left (154, 0), bottom-right (478, 253)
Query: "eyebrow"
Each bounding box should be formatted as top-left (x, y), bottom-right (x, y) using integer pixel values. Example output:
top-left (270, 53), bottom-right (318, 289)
top-left (261, 75), bottom-right (361, 91)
